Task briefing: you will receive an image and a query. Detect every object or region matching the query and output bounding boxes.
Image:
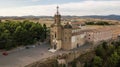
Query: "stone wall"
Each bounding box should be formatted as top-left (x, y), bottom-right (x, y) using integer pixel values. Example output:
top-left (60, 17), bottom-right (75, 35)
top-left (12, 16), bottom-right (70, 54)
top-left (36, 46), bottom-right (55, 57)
top-left (25, 44), bottom-right (95, 67)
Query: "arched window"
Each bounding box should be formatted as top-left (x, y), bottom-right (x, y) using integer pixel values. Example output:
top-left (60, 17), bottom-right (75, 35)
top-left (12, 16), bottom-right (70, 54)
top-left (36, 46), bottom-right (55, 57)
top-left (77, 43), bottom-right (79, 48)
top-left (55, 32), bottom-right (56, 38)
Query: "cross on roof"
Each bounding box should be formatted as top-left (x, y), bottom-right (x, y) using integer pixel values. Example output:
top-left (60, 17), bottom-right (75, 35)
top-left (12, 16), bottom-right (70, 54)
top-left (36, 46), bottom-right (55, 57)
top-left (56, 6), bottom-right (59, 14)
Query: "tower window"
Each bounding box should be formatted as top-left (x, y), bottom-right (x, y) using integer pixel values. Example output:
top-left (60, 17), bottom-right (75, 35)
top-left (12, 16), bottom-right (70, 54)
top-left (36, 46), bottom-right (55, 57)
top-left (55, 32), bottom-right (56, 38)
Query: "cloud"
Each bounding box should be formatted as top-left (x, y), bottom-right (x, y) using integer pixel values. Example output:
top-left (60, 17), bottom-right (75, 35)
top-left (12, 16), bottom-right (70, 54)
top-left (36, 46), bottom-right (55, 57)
top-left (0, 1), bottom-right (120, 16)
top-left (31, 0), bottom-right (41, 2)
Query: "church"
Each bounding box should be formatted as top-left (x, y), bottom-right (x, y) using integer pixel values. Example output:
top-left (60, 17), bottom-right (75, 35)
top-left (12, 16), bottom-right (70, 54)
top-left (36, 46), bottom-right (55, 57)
top-left (50, 6), bottom-right (86, 50)
top-left (50, 6), bottom-right (120, 50)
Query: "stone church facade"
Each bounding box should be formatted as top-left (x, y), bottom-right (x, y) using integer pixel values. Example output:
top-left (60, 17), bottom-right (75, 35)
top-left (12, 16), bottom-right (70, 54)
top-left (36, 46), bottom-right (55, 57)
top-left (50, 6), bottom-right (86, 50)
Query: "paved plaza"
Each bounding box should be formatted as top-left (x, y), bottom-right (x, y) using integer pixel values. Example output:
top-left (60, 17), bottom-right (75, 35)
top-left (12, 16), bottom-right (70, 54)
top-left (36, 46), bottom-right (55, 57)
top-left (0, 43), bottom-right (54, 67)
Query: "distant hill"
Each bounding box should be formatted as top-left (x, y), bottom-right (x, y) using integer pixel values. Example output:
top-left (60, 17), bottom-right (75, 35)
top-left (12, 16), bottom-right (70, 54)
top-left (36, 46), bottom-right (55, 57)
top-left (80, 15), bottom-right (120, 21)
top-left (0, 15), bottom-right (120, 21)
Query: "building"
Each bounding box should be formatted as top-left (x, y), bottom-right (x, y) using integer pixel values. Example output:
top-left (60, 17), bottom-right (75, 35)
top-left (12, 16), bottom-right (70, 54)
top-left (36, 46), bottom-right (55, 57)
top-left (50, 6), bottom-right (120, 50)
top-left (85, 28), bottom-right (113, 43)
top-left (50, 6), bottom-right (86, 50)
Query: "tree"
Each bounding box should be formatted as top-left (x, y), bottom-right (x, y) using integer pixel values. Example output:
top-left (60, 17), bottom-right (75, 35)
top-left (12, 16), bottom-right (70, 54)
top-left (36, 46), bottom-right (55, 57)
top-left (117, 46), bottom-right (120, 55)
top-left (92, 56), bottom-right (103, 67)
top-left (102, 41), bottom-right (108, 49)
top-left (116, 59), bottom-right (120, 67)
top-left (95, 45), bottom-right (106, 58)
top-left (107, 52), bottom-right (120, 67)
top-left (14, 26), bottom-right (27, 45)
top-left (0, 20), bottom-right (48, 50)
top-left (71, 61), bottom-right (77, 67)
top-left (0, 29), bottom-right (12, 50)
top-left (43, 24), bottom-right (47, 39)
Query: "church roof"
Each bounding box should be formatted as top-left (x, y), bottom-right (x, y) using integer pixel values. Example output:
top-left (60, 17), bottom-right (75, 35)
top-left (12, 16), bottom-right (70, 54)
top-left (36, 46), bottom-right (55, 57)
top-left (64, 22), bottom-right (72, 28)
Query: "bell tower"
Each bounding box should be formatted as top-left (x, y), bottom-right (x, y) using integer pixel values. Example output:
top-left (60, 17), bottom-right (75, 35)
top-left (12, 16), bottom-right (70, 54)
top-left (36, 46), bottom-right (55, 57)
top-left (54, 6), bottom-right (61, 25)
top-left (50, 6), bottom-right (62, 50)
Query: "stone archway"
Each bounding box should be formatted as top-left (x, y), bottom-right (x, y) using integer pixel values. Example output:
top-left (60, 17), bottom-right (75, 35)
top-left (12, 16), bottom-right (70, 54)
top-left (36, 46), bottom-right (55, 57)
top-left (77, 43), bottom-right (79, 48)
top-left (54, 45), bottom-right (57, 49)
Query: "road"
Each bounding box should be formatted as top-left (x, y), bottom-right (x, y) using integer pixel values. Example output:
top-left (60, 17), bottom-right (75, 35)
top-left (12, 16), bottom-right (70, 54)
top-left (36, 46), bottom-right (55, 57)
top-left (0, 43), bottom-right (54, 67)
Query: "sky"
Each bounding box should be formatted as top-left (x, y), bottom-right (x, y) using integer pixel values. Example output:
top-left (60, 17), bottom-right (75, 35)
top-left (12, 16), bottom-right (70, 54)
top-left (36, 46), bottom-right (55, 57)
top-left (0, 0), bottom-right (120, 16)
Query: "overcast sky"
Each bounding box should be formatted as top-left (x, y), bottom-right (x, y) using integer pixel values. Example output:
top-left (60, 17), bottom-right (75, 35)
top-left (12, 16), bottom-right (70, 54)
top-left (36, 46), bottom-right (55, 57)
top-left (0, 0), bottom-right (120, 16)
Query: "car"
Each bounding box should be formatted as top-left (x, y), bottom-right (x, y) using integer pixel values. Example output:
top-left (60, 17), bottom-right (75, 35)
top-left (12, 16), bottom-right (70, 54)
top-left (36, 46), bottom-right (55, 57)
top-left (2, 52), bottom-right (8, 56)
top-left (25, 45), bottom-right (36, 49)
top-left (31, 45), bottom-right (35, 48)
top-left (25, 46), bottom-right (30, 49)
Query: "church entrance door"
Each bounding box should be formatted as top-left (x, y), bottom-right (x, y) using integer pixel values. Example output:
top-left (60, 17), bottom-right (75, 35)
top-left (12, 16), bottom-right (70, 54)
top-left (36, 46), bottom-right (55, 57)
top-left (54, 45), bottom-right (57, 49)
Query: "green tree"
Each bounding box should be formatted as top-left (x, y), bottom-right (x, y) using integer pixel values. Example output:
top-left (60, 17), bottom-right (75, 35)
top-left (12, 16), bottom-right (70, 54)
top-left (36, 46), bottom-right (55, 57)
top-left (0, 20), bottom-right (48, 50)
top-left (107, 52), bottom-right (120, 67)
top-left (95, 45), bottom-right (106, 58)
top-left (92, 56), bottom-right (103, 67)
top-left (0, 30), bottom-right (12, 50)
top-left (14, 26), bottom-right (27, 45)
top-left (102, 41), bottom-right (108, 49)
top-left (43, 24), bottom-right (47, 39)
top-left (117, 46), bottom-right (120, 55)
